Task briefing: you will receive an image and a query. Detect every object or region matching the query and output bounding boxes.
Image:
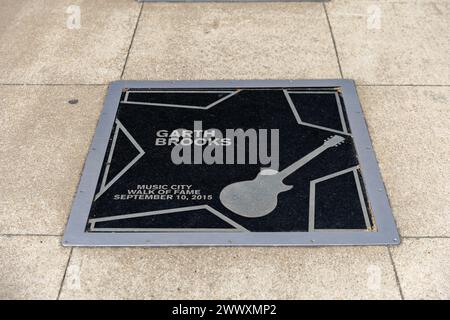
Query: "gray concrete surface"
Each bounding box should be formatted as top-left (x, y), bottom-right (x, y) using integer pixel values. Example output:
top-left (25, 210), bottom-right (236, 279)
top-left (122, 3), bottom-right (341, 80)
top-left (0, 0), bottom-right (448, 299)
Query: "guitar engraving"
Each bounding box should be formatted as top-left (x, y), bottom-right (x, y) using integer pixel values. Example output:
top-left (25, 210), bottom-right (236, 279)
top-left (219, 135), bottom-right (345, 218)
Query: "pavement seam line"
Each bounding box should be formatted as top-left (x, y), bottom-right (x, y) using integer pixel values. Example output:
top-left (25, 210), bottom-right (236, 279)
top-left (120, 2), bottom-right (144, 80)
top-left (402, 236), bottom-right (450, 239)
top-left (387, 247), bottom-right (405, 300)
top-left (57, 247), bottom-right (74, 300)
top-left (323, 2), bottom-right (344, 79)
top-left (357, 84), bottom-right (450, 87)
top-left (0, 234), bottom-right (62, 237)
top-left (0, 83), bottom-right (107, 86)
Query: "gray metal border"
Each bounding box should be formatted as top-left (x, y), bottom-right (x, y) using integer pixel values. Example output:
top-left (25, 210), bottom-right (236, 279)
top-left (63, 80), bottom-right (400, 247)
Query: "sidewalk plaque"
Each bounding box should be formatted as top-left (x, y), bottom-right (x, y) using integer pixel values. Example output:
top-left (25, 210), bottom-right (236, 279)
top-left (63, 80), bottom-right (399, 246)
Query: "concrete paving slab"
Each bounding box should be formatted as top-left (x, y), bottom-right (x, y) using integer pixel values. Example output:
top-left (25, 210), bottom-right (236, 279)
top-left (0, 0), bottom-right (141, 84)
top-left (0, 0), bottom-right (447, 301)
top-left (123, 3), bottom-right (341, 80)
top-left (326, 0), bottom-right (450, 85)
top-left (0, 236), bottom-right (70, 299)
top-left (391, 238), bottom-right (450, 300)
top-left (0, 85), bottom-right (106, 235)
top-left (60, 246), bottom-right (400, 299)
top-left (357, 86), bottom-right (450, 237)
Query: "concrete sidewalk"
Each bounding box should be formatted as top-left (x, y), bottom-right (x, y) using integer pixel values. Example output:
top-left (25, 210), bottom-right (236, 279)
top-left (0, 0), bottom-right (448, 299)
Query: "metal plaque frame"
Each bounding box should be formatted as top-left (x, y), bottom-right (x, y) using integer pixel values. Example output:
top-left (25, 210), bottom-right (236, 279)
top-left (63, 80), bottom-right (400, 246)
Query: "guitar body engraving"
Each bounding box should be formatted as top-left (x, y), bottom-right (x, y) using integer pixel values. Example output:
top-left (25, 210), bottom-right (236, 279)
top-left (220, 173), bottom-right (293, 218)
top-left (220, 135), bottom-right (345, 218)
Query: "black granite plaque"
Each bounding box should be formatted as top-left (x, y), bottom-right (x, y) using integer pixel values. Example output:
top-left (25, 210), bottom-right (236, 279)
top-left (63, 80), bottom-right (399, 246)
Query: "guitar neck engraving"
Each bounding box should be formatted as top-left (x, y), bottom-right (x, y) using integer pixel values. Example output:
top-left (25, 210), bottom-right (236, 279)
top-left (277, 143), bottom-right (332, 180)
